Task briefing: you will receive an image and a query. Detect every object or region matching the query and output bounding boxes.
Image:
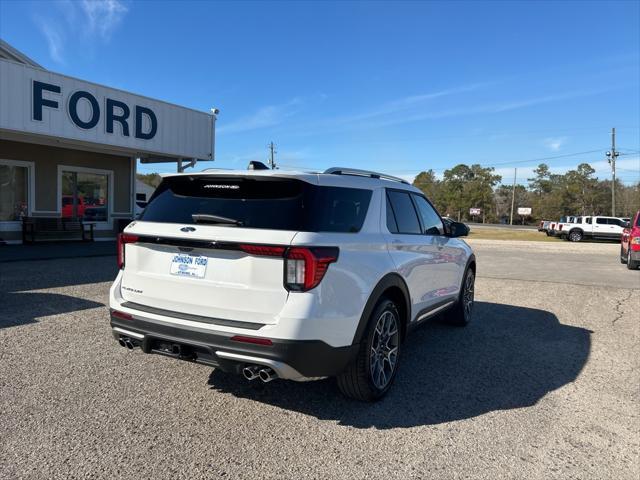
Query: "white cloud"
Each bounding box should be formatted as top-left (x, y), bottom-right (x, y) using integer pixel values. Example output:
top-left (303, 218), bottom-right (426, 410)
top-left (217, 98), bottom-right (303, 135)
top-left (35, 18), bottom-right (65, 63)
top-left (334, 83), bottom-right (489, 126)
top-left (543, 137), bottom-right (568, 151)
top-left (79, 0), bottom-right (128, 40)
top-left (34, 0), bottom-right (128, 62)
top-left (313, 87), bottom-right (615, 133)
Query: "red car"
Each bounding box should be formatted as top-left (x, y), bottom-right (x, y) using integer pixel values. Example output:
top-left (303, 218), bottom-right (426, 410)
top-left (620, 210), bottom-right (640, 270)
top-left (61, 195), bottom-right (86, 218)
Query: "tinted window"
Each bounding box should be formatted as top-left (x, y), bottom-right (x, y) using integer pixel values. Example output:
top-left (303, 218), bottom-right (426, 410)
top-left (142, 176), bottom-right (372, 232)
top-left (386, 191), bottom-right (421, 234)
top-left (608, 218), bottom-right (622, 226)
top-left (585, 217), bottom-right (592, 224)
top-left (636, 215), bottom-right (640, 227)
top-left (412, 194), bottom-right (444, 235)
top-left (386, 196), bottom-right (399, 233)
top-left (596, 218), bottom-right (608, 225)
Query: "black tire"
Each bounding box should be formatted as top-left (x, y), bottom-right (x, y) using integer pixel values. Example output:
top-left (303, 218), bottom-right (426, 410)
top-left (627, 251), bottom-right (639, 270)
top-left (546, 231), bottom-right (552, 237)
top-left (568, 229), bottom-right (583, 242)
top-left (621, 246), bottom-right (627, 264)
top-left (337, 297), bottom-right (401, 402)
top-left (445, 268), bottom-right (475, 327)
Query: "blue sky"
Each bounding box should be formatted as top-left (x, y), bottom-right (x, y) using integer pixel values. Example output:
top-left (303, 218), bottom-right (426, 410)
top-left (1, 0), bottom-right (639, 185)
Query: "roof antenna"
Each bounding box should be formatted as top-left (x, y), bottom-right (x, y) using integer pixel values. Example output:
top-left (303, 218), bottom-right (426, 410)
top-left (248, 161), bottom-right (270, 170)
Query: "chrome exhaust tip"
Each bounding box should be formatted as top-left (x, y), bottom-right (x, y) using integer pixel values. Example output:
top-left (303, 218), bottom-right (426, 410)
top-left (124, 339), bottom-right (134, 350)
top-left (258, 367), bottom-right (277, 383)
top-left (242, 365), bottom-right (260, 381)
top-left (118, 337), bottom-right (127, 348)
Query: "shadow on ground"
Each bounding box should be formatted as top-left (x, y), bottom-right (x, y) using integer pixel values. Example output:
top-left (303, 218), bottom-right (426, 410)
top-left (208, 301), bottom-right (591, 429)
top-left (0, 292), bottom-right (105, 329)
top-left (0, 255), bottom-right (117, 292)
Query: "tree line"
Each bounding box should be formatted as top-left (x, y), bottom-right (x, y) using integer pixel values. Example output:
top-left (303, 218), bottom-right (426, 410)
top-left (413, 163), bottom-right (640, 224)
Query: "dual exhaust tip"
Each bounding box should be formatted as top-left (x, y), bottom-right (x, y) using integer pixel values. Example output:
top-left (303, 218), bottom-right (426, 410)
top-left (118, 336), bottom-right (136, 350)
top-left (242, 365), bottom-right (277, 383)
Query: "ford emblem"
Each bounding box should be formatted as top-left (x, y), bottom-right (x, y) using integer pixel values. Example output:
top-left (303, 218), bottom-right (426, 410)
top-left (180, 226), bottom-right (196, 232)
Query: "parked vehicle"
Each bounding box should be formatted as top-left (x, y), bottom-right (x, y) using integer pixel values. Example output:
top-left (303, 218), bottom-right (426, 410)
top-left (552, 215), bottom-right (577, 237)
top-left (61, 195), bottom-right (86, 218)
top-left (620, 211), bottom-right (640, 270)
top-left (562, 215), bottom-right (629, 242)
top-left (109, 167), bottom-right (476, 401)
top-left (538, 220), bottom-right (551, 232)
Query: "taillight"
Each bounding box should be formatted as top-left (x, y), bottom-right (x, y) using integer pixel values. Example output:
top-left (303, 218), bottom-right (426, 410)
top-left (117, 233), bottom-right (139, 269)
top-left (238, 244), bottom-right (339, 292)
top-left (559, 225), bottom-right (563, 231)
top-left (285, 247), bottom-right (339, 292)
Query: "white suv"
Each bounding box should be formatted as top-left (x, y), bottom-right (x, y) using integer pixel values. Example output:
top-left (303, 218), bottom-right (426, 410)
top-left (109, 167), bottom-right (476, 401)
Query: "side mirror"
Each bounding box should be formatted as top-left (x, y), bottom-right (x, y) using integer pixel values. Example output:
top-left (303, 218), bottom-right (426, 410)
top-left (447, 221), bottom-right (470, 237)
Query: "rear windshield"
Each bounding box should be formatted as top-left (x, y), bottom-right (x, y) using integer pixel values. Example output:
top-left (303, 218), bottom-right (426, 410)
top-left (141, 176), bottom-right (372, 233)
top-left (636, 215), bottom-right (640, 227)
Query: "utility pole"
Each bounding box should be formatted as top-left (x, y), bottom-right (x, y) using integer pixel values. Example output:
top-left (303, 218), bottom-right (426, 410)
top-left (268, 142), bottom-right (277, 169)
top-left (509, 168), bottom-right (517, 225)
top-left (606, 128), bottom-right (619, 216)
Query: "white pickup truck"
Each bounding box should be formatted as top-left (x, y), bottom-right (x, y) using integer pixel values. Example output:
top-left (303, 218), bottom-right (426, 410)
top-left (560, 216), bottom-right (629, 242)
top-left (553, 216), bottom-right (577, 237)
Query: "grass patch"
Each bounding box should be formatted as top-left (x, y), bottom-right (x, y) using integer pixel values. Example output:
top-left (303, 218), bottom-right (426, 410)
top-left (468, 227), bottom-right (561, 242)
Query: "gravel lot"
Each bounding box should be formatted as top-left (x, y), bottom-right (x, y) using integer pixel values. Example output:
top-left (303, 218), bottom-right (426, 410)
top-left (1, 240), bottom-right (638, 479)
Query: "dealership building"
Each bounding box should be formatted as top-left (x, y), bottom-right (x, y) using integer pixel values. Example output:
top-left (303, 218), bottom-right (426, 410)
top-left (0, 40), bottom-right (215, 243)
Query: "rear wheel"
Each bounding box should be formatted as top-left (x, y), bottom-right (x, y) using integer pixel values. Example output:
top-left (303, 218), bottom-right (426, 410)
top-left (337, 298), bottom-right (401, 401)
top-left (445, 268), bottom-right (475, 326)
top-left (568, 229), bottom-right (583, 242)
top-left (628, 251), bottom-right (639, 270)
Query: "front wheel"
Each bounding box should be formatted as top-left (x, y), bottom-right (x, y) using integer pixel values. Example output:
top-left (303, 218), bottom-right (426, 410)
top-left (337, 298), bottom-right (401, 401)
top-left (445, 268), bottom-right (475, 326)
top-left (568, 230), bottom-right (583, 242)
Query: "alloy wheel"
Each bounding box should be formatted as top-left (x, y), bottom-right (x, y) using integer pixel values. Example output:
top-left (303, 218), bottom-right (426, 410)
top-left (463, 272), bottom-right (475, 320)
top-left (369, 310), bottom-right (399, 390)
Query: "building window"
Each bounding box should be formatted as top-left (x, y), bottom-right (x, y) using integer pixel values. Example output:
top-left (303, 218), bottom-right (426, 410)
top-left (0, 163), bottom-right (29, 221)
top-left (61, 170), bottom-right (109, 221)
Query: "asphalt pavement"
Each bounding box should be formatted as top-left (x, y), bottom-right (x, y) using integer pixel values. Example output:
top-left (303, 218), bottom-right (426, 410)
top-left (0, 240), bottom-right (638, 479)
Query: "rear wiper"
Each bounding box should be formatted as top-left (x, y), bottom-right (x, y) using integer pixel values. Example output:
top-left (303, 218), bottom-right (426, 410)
top-left (192, 214), bottom-right (243, 226)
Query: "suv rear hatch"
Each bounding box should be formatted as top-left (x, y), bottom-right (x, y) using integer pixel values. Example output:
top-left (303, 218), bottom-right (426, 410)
top-left (118, 174), bottom-right (371, 326)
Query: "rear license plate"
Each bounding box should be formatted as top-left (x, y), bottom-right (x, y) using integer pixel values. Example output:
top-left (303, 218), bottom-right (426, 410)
top-left (170, 254), bottom-right (208, 278)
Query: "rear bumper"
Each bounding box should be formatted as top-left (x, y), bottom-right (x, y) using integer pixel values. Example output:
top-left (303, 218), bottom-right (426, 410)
top-left (110, 312), bottom-right (358, 380)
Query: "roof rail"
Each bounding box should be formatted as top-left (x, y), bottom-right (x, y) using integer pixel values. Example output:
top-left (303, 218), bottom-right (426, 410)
top-left (323, 167), bottom-right (409, 184)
